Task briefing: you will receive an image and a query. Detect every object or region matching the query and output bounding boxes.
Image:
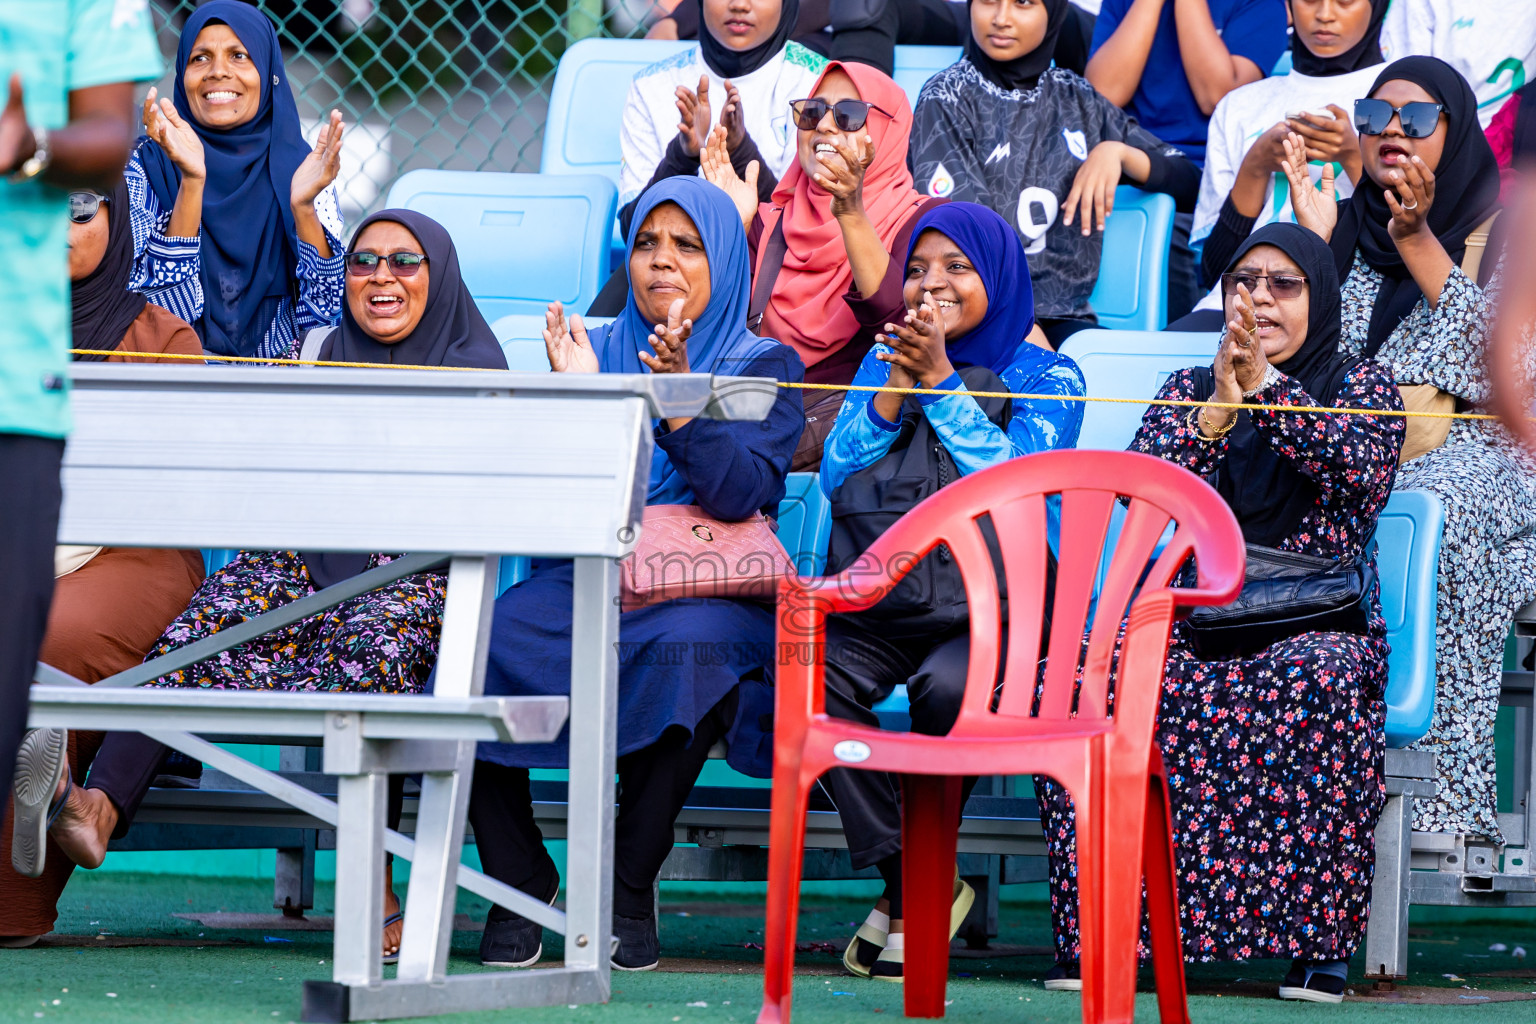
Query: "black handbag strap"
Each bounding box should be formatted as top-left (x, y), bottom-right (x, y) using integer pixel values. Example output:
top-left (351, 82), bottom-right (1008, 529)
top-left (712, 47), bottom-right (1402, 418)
top-left (747, 216), bottom-right (787, 334)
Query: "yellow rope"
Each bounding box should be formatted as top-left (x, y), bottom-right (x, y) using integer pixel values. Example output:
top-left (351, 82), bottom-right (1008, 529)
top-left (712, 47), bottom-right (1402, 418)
top-left (73, 348), bottom-right (1503, 422)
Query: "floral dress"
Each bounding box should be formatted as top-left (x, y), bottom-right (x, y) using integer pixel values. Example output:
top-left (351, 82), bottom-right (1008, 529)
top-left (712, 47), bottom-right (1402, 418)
top-left (145, 550), bottom-right (447, 693)
top-left (1339, 254), bottom-right (1536, 841)
top-left (1039, 361), bottom-right (1406, 963)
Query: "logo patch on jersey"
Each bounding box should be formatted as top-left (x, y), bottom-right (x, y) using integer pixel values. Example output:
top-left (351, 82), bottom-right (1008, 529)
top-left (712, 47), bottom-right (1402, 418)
top-left (1062, 129), bottom-right (1088, 161)
top-left (773, 116), bottom-right (789, 148)
top-left (927, 163), bottom-right (955, 198)
top-left (985, 142), bottom-right (1011, 165)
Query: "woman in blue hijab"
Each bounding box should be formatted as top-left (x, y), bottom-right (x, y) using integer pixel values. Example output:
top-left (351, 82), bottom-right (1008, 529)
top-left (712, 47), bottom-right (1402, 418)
top-left (816, 202), bottom-right (1087, 981)
top-left (471, 177), bottom-right (805, 973)
top-left (821, 200), bottom-right (1087, 497)
top-left (125, 0), bottom-right (346, 358)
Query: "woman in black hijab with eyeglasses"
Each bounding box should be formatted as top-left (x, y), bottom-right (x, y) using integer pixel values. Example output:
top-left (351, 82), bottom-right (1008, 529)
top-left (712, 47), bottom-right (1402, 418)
top-left (1281, 55), bottom-right (1536, 853)
top-left (907, 0), bottom-right (1200, 349)
top-left (1039, 222), bottom-right (1405, 1002)
top-left (17, 209), bottom-right (506, 965)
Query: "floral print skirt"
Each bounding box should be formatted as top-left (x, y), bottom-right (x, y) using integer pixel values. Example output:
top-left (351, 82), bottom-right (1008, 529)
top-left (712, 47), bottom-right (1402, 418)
top-left (1396, 439), bottom-right (1536, 841)
top-left (146, 550), bottom-right (447, 693)
top-left (1038, 629), bottom-right (1389, 963)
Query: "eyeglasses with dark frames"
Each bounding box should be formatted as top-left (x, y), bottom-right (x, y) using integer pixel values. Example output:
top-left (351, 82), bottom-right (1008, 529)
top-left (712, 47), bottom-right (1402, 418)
top-left (344, 251), bottom-right (429, 277)
top-left (1220, 272), bottom-right (1308, 300)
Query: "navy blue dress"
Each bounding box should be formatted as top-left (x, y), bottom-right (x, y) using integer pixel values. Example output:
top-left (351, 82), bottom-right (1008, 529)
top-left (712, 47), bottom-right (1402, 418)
top-left (477, 345), bottom-right (805, 774)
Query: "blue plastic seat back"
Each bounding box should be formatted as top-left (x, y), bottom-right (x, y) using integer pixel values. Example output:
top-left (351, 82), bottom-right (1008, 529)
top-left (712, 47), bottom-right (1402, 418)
top-left (1057, 329), bottom-right (1216, 452)
top-left (1087, 188), bottom-right (1176, 331)
top-left (775, 472), bottom-right (832, 577)
top-left (384, 170), bottom-right (616, 322)
top-left (892, 44), bottom-right (963, 109)
top-left (490, 313), bottom-right (617, 372)
top-left (541, 38), bottom-right (691, 184)
top-left (1372, 490), bottom-right (1443, 747)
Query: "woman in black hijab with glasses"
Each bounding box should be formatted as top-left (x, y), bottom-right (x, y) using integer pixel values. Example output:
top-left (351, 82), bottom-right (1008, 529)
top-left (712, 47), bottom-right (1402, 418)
top-left (1283, 55), bottom-right (1536, 849)
top-left (1039, 223), bottom-right (1405, 1002)
top-left (17, 210), bottom-right (506, 965)
top-left (907, 0), bottom-right (1200, 349)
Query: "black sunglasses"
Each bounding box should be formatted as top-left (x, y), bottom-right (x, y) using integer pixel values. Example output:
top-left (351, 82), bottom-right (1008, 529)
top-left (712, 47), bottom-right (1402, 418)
top-left (1221, 272), bottom-right (1308, 300)
top-left (68, 191), bottom-right (107, 224)
top-left (344, 251), bottom-right (429, 277)
top-left (1353, 98), bottom-right (1444, 138)
top-left (788, 97), bottom-right (890, 132)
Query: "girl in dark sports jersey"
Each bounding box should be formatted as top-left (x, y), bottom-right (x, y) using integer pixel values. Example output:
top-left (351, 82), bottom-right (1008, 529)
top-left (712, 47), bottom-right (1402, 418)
top-left (909, 0), bottom-right (1199, 349)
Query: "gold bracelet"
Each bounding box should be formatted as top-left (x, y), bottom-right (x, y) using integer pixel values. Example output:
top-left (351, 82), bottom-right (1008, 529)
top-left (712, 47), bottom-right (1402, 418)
top-left (1188, 406), bottom-right (1235, 442)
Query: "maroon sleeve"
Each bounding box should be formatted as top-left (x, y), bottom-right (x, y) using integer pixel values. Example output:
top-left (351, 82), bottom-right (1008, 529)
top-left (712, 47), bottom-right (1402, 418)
top-left (841, 198), bottom-right (943, 331)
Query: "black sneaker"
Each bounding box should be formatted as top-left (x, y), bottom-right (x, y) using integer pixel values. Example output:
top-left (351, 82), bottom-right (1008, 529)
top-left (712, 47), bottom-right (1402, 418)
top-left (480, 877), bottom-right (558, 968)
top-left (152, 751), bottom-right (203, 790)
top-left (1043, 960), bottom-right (1082, 992)
top-left (611, 910), bottom-right (660, 971)
top-left (1278, 964), bottom-right (1347, 1004)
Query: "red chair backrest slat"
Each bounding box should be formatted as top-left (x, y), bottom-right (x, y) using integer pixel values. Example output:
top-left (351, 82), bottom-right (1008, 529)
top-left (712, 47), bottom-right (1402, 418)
top-left (804, 450), bottom-right (1244, 737)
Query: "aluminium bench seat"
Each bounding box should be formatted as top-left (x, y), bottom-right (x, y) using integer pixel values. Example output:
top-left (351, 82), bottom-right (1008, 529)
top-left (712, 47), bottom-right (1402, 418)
top-left (31, 362), bottom-right (776, 1022)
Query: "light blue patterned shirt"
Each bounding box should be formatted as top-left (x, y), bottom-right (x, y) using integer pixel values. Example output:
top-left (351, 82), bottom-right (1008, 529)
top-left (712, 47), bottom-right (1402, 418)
top-left (125, 139), bottom-right (346, 358)
top-left (820, 343), bottom-right (1087, 497)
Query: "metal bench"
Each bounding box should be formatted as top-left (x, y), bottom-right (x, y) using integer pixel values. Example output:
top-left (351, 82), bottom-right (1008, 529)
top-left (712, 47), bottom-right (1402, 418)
top-left (27, 362), bottom-right (776, 1022)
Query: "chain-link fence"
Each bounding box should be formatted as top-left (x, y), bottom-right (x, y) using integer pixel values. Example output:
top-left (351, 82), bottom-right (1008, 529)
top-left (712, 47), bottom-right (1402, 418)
top-left (148, 0), bottom-right (659, 223)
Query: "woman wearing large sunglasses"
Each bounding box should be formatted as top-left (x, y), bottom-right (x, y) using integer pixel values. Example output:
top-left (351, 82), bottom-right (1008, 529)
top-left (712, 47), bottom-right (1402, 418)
top-left (702, 60), bottom-right (957, 471)
top-left (1280, 55), bottom-right (1536, 851)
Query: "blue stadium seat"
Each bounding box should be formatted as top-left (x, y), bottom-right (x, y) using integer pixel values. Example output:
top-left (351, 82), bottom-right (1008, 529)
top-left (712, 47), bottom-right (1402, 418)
top-left (1057, 329), bottom-right (1216, 450)
top-left (1373, 491), bottom-right (1443, 747)
top-left (384, 170), bottom-right (616, 322)
top-left (490, 313), bottom-right (616, 372)
top-left (542, 38), bottom-right (690, 184)
top-left (1088, 188), bottom-right (1176, 332)
top-left (775, 472), bottom-right (832, 576)
top-left (892, 44), bottom-right (963, 108)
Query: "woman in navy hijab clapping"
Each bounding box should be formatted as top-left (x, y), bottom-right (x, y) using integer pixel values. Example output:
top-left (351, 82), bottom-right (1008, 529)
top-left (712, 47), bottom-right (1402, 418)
top-left (124, 0), bottom-right (346, 359)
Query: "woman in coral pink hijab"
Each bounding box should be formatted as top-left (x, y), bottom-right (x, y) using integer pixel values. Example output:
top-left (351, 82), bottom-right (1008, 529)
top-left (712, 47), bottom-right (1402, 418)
top-left (705, 60), bottom-right (940, 470)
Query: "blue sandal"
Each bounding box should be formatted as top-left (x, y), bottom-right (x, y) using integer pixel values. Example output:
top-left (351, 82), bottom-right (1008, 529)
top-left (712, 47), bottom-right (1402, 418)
top-left (382, 910), bottom-right (404, 964)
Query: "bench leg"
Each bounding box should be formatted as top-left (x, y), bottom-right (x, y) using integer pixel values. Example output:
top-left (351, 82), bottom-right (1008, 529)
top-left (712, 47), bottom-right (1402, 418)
top-left (275, 746), bottom-right (318, 915)
top-left (331, 772), bottom-right (388, 987)
top-left (565, 555), bottom-right (620, 977)
top-left (274, 840), bottom-right (317, 916)
top-left (397, 743), bottom-right (476, 983)
top-left (1364, 786), bottom-right (1413, 979)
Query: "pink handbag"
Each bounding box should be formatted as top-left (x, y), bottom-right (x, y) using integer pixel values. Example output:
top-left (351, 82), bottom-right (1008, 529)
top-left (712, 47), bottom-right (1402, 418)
top-left (619, 504), bottom-right (798, 612)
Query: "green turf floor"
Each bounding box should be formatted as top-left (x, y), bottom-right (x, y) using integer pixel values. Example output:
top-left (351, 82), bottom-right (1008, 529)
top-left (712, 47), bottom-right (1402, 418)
top-left (3, 873), bottom-right (1534, 1023)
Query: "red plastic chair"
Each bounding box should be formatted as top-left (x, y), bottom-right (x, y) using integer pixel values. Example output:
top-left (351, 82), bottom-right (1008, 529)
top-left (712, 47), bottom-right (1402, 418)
top-left (757, 450), bottom-right (1245, 1024)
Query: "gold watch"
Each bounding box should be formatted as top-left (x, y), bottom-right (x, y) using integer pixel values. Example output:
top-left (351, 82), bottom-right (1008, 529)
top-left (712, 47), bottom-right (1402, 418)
top-left (10, 125), bottom-right (50, 182)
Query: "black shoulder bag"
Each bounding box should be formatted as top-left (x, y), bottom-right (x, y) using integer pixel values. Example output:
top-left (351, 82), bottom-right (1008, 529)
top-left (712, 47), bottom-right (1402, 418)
top-left (1183, 542), bottom-right (1377, 661)
top-left (1180, 371), bottom-right (1378, 661)
top-left (825, 366), bottom-right (1045, 632)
